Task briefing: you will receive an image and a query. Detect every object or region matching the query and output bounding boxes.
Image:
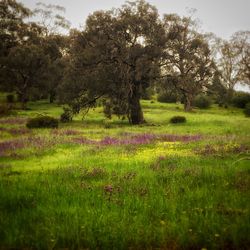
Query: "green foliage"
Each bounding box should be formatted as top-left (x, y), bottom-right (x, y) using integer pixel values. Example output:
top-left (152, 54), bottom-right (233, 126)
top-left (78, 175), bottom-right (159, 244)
top-left (141, 87), bottom-right (154, 100)
top-left (103, 99), bottom-right (128, 120)
top-left (231, 92), bottom-right (250, 108)
top-left (26, 116), bottom-right (58, 128)
top-left (194, 94), bottom-right (212, 109)
top-left (162, 15), bottom-right (214, 112)
top-left (61, 1), bottom-right (165, 124)
top-left (243, 102), bottom-right (250, 117)
top-left (6, 94), bottom-right (15, 103)
top-left (0, 104), bottom-right (11, 117)
top-left (60, 107), bottom-right (73, 123)
top-left (157, 92), bottom-right (178, 103)
top-left (170, 115), bottom-right (186, 123)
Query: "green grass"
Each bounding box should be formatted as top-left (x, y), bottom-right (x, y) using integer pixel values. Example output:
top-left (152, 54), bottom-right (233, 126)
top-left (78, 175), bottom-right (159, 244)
top-left (0, 100), bottom-right (249, 249)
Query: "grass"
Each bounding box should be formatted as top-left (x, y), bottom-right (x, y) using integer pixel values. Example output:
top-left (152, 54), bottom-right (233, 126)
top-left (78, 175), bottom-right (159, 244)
top-left (0, 100), bottom-right (249, 249)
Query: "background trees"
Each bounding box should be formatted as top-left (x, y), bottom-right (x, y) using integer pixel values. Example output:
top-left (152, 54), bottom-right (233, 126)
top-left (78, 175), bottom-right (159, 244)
top-left (0, 0), bottom-right (249, 120)
top-left (211, 31), bottom-right (250, 103)
top-left (0, 0), bottom-right (48, 107)
top-left (161, 14), bottom-right (215, 111)
top-left (0, 0), bottom-right (69, 106)
top-left (231, 31), bottom-right (250, 86)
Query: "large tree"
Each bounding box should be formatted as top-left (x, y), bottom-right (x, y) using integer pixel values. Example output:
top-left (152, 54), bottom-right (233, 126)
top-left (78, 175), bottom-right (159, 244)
top-left (214, 31), bottom-right (250, 101)
top-left (161, 14), bottom-right (214, 111)
top-left (33, 2), bottom-right (70, 103)
top-left (0, 0), bottom-right (31, 58)
top-left (0, 1), bottom-right (69, 106)
top-left (231, 31), bottom-right (250, 86)
top-left (61, 0), bottom-right (165, 124)
top-left (0, 0), bottom-right (48, 106)
top-left (1, 44), bottom-right (49, 108)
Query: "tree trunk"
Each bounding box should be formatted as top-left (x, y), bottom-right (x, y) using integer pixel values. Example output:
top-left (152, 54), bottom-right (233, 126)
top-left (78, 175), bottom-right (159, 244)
top-left (20, 94), bottom-right (28, 110)
top-left (184, 94), bottom-right (193, 112)
top-left (17, 92), bottom-right (28, 110)
top-left (128, 85), bottom-right (145, 125)
top-left (49, 90), bottom-right (56, 103)
top-left (226, 88), bottom-right (234, 103)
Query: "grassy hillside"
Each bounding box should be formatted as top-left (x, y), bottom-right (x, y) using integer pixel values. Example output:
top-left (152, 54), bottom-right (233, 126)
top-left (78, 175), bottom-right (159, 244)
top-left (0, 100), bottom-right (249, 249)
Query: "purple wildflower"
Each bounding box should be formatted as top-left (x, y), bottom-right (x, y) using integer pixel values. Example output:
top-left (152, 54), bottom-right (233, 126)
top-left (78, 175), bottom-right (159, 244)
top-left (51, 129), bottom-right (80, 136)
top-left (104, 185), bottom-right (113, 193)
top-left (0, 117), bottom-right (27, 125)
top-left (0, 139), bottom-right (25, 156)
top-left (100, 137), bottom-right (120, 145)
top-left (71, 137), bottom-right (96, 145)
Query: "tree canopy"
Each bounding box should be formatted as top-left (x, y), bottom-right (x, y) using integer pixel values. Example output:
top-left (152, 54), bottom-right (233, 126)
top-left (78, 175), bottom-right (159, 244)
top-left (0, 0), bottom-right (249, 120)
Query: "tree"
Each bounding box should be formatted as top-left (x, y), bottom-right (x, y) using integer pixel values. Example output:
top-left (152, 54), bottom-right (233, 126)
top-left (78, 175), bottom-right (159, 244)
top-left (1, 44), bottom-right (49, 108)
top-left (41, 34), bottom-right (68, 103)
top-left (214, 31), bottom-right (249, 102)
top-left (231, 31), bottom-right (250, 86)
top-left (161, 14), bottom-right (214, 111)
top-left (207, 70), bottom-right (227, 104)
top-left (33, 2), bottom-right (70, 36)
top-left (61, 0), bottom-right (165, 124)
top-left (218, 40), bottom-right (239, 93)
top-left (0, 1), bottom-right (49, 106)
top-left (33, 3), bottom-right (71, 103)
top-left (0, 1), bottom-right (70, 105)
top-left (0, 0), bottom-right (31, 58)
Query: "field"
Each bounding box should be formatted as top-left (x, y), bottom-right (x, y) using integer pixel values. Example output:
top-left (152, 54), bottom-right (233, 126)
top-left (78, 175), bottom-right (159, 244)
top-left (0, 100), bottom-right (249, 249)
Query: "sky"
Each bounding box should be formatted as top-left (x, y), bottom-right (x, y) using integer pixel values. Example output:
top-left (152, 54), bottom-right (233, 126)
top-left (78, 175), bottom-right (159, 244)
top-left (19, 0), bottom-right (250, 40)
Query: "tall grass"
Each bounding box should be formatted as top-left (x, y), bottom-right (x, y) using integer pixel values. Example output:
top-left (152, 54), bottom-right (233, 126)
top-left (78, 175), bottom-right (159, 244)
top-left (0, 100), bottom-right (249, 249)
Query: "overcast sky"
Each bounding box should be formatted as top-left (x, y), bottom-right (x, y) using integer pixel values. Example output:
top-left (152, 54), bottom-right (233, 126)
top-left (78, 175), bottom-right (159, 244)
top-left (19, 0), bottom-right (250, 39)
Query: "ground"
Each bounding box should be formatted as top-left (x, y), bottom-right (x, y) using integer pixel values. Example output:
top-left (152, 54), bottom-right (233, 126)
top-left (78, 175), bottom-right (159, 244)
top-left (0, 100), bottom-right (249, 249)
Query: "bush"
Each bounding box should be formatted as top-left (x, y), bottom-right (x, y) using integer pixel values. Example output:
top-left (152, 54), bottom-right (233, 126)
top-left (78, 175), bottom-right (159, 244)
top-left (194, 95), bottom-right (211, 109)
top-left (231, 92), bottom-right (250, 108)
top-left (244, 103), bottom-right (250, 117)
top-left (26, 116), bottom-right (59, 128)
top-left (170, 116), bottom-right (186, 124)
top-left (6, 94), bottom-right (15, 103)
top-left (60, 107), bottom-right (73, 123)
top-left (157, 92), bottom-right (178, 103)
top-left (0, 104), bottom-right (11, 117)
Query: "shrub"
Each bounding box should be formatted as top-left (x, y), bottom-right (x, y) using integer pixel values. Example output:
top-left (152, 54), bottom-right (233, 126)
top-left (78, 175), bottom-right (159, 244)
top-left (244, 103), bottom-right (250, 117)
top-left (60, 107), bottom-right (73, 123)
top-left (141, 87), bottom-right (154, 100)
top-left (157, 92), bottom-right (177, 103)
top-left (231, 92), bottom-right (250, 108)
top-left (170, 116), bottom-right (186, 124)
top-left (0, 104), bottom-right (11, 117)
top-left (26, 116), bottom-right (59, 129)
top-left (6, 94), bottom-right (15, 103)
top-left (194, 95), bottom-right (211, 109)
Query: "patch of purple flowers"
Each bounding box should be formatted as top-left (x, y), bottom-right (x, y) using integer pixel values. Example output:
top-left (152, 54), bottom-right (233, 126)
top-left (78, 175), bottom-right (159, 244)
top-left (51, 129), bottom-right (81, 136)
top-left (0, 127), bottom-right (30, 135)
top-left (160, 134), bottom-right (202, 142)
top-left (71, 133), bottom-right (202, 147)
top-left (0, 135), bottom-right (63, 157)
top-left (71, 137), bottom-right (96, 145)
top-left (0, 117), bottom-right (27, 125)
top-left (8, 128), bottom-right (30, 135)
top-left (0, 139), bottom-right (25, 156)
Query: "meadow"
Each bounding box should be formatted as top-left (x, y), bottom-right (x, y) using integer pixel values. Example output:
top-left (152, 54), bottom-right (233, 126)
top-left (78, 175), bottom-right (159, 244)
top-left (0, 100), bottom-right (249, 249)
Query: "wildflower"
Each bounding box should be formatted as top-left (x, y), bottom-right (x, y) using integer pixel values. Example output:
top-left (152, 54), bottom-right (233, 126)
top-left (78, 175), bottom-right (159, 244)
top-left (104, 185), bottom-right (113, 193)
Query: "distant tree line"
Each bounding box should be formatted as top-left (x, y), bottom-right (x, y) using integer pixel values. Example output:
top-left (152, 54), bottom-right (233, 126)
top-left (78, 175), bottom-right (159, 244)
top-left (0, 0), bottom-right (249, 124)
